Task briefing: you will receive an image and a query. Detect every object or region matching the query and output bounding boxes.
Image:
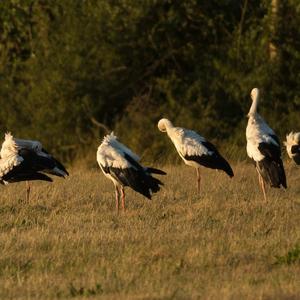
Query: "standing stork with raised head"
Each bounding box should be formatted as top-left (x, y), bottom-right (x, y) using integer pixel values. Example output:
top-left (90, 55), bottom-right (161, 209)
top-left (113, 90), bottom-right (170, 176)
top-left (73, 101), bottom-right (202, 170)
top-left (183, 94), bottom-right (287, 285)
top-left (0, 132), bottom-right (69, 201)
top-left (246, 88), bottom-right (287, 200)
top-left (97, 132), bottom-right (166, 211)
top-left (284, 132), bottom-right (300, 165)
top-left (157, 118), bottom-right (234, 194)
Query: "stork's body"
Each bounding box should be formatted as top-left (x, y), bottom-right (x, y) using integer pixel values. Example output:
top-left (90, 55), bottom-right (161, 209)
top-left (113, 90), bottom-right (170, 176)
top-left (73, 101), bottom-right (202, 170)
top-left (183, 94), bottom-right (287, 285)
top-left (246, 88), bottom-right (286, 200)
top-left (158, 118), bottom-right (234, 193)
top-left (284, 132), bottom-right (300, 165)
top-left (0, 133), bottom-right (69, 201)
top-left (97, 132), bottom-right (165, 211)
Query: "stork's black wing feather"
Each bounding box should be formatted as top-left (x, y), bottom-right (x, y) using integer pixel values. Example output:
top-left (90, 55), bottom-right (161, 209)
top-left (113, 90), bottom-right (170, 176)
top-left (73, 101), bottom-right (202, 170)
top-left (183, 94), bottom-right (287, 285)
top-left (258, 141), bottom-right (281, 159)
top-left (41, 148), bottom-right (49, 154)
top-left (201, 141), bottom-right (219, 153)
top-left (2, 149), bottom-right (56, 184)
top-left (109, 167), bottom-right (152, 199)
top-left (291, 145), bottom-right (300, 154)
top-left (19, 148), bottom-right (56, 172)
top-left (123, 153), bottom-right (144, 171)
top-left (290, 144), bottom-right (300, 165)
top-left (3, 171), bottom-right (53, 183)
top-left (2, 155), bottom-right (54, 182)
top-left (42, 148), bottom-right (69, 175)
top-left (257, 142), bottom-right (286, 188)
top-left (146, 167), bottom-right (166, 175)
top-left (123, 153), bottom-right (166, 175)
top-left (270, 134), bottom-right (280, 147)
top-left (184, 141), bottom-right (234, 177)
top-left (101, 154), bottom-right (163, 199)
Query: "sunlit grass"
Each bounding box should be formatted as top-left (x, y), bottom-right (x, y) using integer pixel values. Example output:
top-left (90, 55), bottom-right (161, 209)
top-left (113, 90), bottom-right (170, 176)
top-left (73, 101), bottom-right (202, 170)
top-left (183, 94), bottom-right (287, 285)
top-left (0, 162), bottom-right (299, 299)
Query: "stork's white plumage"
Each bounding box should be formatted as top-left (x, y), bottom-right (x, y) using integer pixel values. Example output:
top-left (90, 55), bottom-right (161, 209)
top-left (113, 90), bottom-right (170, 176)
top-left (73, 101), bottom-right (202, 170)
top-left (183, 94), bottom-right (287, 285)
top-left (284, 132), bottom-right (300, 165)
top-left (0, 133), bottom-right (24, 180)
top-left (0, 132), bottom-right (69, 201)
top-left (246, 88), bottom-right (287, 200)
top-left (158, 118), bottom-right (234, 193)
top-left (97, 132), bottom-right (166, 211)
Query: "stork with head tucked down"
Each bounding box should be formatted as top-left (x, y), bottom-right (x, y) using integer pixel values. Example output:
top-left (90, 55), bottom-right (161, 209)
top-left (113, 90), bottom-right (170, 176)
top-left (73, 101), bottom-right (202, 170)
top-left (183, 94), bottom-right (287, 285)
top-left (284, 132), bottom-right (300, 165)
top-left (0, 132), bottom-right (69, 201)
top-left (246, 88), bottom-right (287, 201)
top-left (97, 132), bottom-right (166, 211)
top-left (157, 118), bottom-right (234, 194)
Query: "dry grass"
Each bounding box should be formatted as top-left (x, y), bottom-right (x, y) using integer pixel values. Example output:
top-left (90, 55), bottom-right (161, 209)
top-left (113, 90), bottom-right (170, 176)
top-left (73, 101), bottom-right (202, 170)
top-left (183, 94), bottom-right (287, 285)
top-left (0, 162), bottom-right (300, 299)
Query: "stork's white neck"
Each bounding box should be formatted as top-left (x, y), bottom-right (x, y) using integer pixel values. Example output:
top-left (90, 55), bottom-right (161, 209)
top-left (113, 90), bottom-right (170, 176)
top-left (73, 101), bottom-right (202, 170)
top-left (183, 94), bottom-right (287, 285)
top-left (165, 121), bottom-right (174, 131)
top-left (248, 94), bottom-right (259, 117)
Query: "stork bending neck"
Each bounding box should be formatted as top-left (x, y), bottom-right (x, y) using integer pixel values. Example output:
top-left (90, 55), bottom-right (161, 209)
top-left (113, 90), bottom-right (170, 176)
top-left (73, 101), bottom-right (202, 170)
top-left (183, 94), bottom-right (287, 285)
top-left (164, 120), bottom-right (173, 132)
top-left (158, 118), bottom-right (174, 133)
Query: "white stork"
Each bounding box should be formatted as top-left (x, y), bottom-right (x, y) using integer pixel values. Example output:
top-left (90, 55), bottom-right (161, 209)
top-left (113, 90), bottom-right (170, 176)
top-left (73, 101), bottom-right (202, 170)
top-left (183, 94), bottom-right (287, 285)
top-left (97, 132), bottom-right (166, 211)
top-left (284, 132), bottom-right (300, 165)
top-left (0, 132), bottom-right (69, 201)
top-left (157, 118), bottom-right (234, 193)
top-left (246, 88), bottom-right (287, 200)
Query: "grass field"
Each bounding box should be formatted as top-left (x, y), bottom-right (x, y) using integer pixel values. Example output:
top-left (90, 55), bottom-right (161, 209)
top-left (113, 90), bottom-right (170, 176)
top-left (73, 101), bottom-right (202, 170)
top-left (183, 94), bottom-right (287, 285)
top-left (0, 162), bottom-right (299, 299)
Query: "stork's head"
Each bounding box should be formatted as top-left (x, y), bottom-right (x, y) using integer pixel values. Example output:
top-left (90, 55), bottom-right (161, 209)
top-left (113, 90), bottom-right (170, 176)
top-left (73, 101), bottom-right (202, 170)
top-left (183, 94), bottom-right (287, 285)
top-left (158, 118), bottom-right (173, 132)
top-left (250, 88), bottom-right (260, 102)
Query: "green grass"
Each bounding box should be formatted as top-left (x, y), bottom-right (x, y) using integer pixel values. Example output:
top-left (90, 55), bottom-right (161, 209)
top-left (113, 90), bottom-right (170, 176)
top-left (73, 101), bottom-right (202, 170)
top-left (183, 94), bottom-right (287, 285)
top-left (0, 162), bottom-right (299, 299)
top-left (275, 245), bottom-right (300, 266)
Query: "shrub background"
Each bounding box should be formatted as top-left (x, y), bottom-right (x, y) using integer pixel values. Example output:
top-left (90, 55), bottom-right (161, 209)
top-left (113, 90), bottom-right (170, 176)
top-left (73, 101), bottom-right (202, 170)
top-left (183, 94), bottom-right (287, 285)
top-left (0, 0), bottom-right (299, 162)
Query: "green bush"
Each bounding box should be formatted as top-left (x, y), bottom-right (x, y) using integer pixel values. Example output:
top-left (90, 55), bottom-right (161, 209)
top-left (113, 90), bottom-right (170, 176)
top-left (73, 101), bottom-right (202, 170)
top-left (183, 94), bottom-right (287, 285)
top-left (0, 0), bottom-right (299, 162)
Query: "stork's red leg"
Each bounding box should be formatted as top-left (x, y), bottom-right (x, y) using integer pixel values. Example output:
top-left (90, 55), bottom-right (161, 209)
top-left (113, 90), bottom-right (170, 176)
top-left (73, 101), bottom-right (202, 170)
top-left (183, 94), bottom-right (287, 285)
top-left (115, 185), bottom-right (120, 212)
top-left (26, 181), bottom-right (31, 202)
top-left (256, 169), bottom-right (267, 201)
top-left (120, 186), bottom-right (126, 211)
top-left (260, 174), bottom-right (267, 201)
top-left (196, 168), bottom-right (201, 194)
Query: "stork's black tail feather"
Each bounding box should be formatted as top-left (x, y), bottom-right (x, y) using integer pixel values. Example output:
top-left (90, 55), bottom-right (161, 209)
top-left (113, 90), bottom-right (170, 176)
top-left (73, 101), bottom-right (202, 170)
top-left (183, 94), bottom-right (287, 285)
top-left (147, 176), bottom-right (163, 193)
top-left (215, 155), bottom-right (234, 178)
top-left (108, 165), bottom-right (165, 200)
top-left (257, 158), bottom-right (287, 188)
top-left (146, 167), bottom-right (166, 175)
top-left (144, 167), bottom-right (165, 196)
top-left (136, 173), bottom-right (164, 199)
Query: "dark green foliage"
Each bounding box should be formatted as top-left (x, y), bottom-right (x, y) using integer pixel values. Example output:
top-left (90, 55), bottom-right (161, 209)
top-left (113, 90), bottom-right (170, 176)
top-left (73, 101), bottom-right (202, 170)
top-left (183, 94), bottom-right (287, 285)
top-left (0, 0), bottom-right (299, 161)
